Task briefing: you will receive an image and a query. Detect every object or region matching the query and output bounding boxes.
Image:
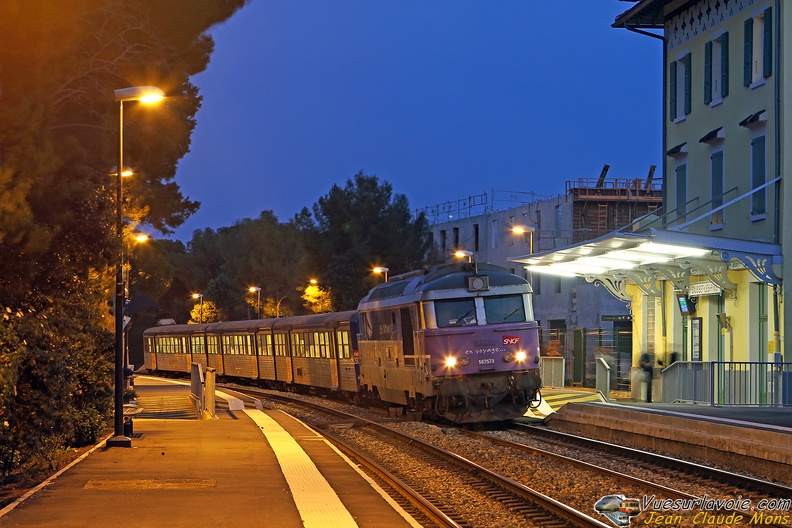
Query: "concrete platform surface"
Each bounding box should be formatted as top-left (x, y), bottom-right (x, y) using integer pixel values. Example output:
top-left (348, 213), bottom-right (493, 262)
top-left (0, 377), bottom-right (420, 528)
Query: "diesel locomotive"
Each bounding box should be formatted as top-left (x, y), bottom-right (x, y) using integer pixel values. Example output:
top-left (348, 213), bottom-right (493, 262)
top-left (143, 262), bottom-right (542, 423)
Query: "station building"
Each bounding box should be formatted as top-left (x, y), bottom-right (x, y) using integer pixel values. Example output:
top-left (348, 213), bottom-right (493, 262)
top-left (510, 0), bottom-right (788, 404)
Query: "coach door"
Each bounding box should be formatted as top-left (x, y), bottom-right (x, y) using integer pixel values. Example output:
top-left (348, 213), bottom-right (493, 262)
top-left (329, 330), bottom-right (339, 390)
top-left (400, 308), bottom-right (415, 357)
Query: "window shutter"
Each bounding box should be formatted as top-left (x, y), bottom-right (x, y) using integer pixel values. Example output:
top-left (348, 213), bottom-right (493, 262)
top-left (763, 8), bottom-right (772, 78)
top-left (751, 136), bottom-right (766, 215)
top-left (669, 61), bottom-right (677, 120)
top-left (711, 150), bottom-right (724, 224)
top-left (684, 53), bottom-right (692, 115)
top-left (721, 32), bottom-right (729, 97)
top-left (744, 18), bottom-right (753, 86)
top-left (711, 151), bottom-right (724, 203)
top-left (704, 41), bottom-right (712, 104)
top-left (675, 164), bottom-right (687, 221)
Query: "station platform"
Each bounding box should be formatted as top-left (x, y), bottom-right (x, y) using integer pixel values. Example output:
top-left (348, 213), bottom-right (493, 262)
top-left (0, 377), bottom-right (421, 528)
top-left (526, 387), bottom-right (792, 485)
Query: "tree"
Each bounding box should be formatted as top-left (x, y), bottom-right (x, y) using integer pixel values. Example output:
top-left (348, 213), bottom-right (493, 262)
top-left (0, 0), bottom-right (249, 475)
top-left (304, 172), bottom-right (431, 310)
top-left (302, 283), bottom-right (332, 314)
top-left (188, 299), bottom-right (223, 324)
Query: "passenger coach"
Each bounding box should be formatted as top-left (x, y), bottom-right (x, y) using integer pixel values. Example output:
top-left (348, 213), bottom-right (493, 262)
top-left (143, 311), bottom-right (360, 396)
top-left (144, 262), bottom-right (541, 423)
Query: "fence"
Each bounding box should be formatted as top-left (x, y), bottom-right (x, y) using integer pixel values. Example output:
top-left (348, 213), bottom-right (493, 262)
top-left (540, 356), bottom-right (565, 388)
top-left (541, 327), bottom-right (632, 390)
top-left (661, 361), bottom-right (792, 406)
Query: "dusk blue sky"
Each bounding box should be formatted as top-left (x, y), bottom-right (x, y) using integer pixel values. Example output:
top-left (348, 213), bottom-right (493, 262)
top-left (172, 1), bottom-right (663, 241)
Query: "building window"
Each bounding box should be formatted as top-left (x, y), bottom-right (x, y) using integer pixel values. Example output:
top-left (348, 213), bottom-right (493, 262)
top-left (710, 149), bottom-right (724, 228)
top-left (509, 216), bottom-right (515, 245)
top-left (670, 52), bottom-right (692, 121)
top-left (440, 229), bottom-right (447, 255)
top-left (705, 32), bottom-right (728, 105)
top-left (751, 135), bottom-right (767, 218)
top-left (452, 227), bottom-right (459, 249)
top-left (473, 224), bottom-right (479, 252)
top-left (744, 8), bottom-right (772, 88)
top-left (675, 162), bottom-right (687, 225)
top-left (491, 220), bottom-right (498, 250)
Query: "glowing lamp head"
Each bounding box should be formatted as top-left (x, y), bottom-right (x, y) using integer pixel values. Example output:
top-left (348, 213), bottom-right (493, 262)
top-left (444, 356), bottom-right (457, 368)
top-left (515, 350), bottom-right (527, 362)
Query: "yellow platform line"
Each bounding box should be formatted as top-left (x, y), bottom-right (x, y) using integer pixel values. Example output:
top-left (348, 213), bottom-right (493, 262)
top-left (543, 393), bottom-right (603, 405)
top-left (525, 392), bottom-right (604, 418)
top-left (244, 409), bottom-right (358, 528)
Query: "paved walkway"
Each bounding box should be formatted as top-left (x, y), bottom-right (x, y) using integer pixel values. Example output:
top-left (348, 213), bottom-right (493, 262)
top-left (0, 377), bottom-right (421, 528)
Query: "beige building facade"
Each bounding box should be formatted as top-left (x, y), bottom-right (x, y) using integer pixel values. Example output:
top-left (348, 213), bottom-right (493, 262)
top-left (511, 1), bottom-right (787, 402)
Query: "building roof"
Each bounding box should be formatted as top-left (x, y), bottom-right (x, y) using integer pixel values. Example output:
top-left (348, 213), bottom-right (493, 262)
top-left (613, 0), bottom-right (674, 29)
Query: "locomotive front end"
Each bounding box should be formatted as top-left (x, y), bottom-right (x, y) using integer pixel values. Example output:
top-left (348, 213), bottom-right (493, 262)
top-left (423, 279), bottom-right (542, 422)
top-left (427, 321), bottom-right (541, 422)
top-left (357, 262), bottom-right (542, 423)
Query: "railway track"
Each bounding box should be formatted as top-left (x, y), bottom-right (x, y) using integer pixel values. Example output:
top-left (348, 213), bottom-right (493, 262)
top-left (493, 423), bottom-right (792, 527)
top-left (230, 386), bottom-right (610, 527)
top-left (226, 384), bottom-right (792, 527)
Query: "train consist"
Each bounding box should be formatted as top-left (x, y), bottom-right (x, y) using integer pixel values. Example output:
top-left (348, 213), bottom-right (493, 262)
top-left (144, 262), bottom-right (542, 422)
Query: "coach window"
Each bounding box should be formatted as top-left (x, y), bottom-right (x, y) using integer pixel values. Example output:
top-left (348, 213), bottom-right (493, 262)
top-left (273, 333), bottom-right (288, 356)
top-left (336, 330), bottom-right (350, 359)
top-left (435, 298), bottom-right (477, 327)
top-left (191, 335), bottom-right (205, 355)
top-left (291, 333), bottom-right (305, 357)
top-left (256, 334), bottom-right (273, 356)
top-left (207, 335), bottom-right (219, 355)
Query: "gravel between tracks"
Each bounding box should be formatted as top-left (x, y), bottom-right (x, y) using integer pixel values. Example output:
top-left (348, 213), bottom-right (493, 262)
top-left (252, 389), bottom-right (792, 528)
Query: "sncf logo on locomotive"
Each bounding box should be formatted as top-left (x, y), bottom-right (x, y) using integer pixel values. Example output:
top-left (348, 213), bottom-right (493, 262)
top-left (502, 336), bottom-right (521, 346)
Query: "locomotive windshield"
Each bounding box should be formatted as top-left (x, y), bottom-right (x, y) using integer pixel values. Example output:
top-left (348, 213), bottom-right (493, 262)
top-left (435, 299), bottom-right (477, 327)
top-left (432, 293), bottom-right (532, 328)
top-left (484, 295), bottom-right (526, 323)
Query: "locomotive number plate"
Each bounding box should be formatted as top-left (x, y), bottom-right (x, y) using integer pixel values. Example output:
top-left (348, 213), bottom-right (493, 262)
top-left (478, 358), bottom-right (495, 365)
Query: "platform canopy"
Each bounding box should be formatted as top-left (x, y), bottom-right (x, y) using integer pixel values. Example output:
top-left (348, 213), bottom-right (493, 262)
top-left (510, 228), bottom-right (782, 302)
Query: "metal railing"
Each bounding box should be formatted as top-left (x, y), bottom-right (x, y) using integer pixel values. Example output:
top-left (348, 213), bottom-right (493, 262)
top-left (661, 361), bottom-right (792, 406)
top-left (595, 357), bottom-right (612, 401)
top-left (190, 362), bottom-right (216, 418)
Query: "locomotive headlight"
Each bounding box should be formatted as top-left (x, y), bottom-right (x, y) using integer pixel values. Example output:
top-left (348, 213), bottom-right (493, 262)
top-left (515, 350), bottom-right (527, 362)
top-left (445, 356), bottom-right (457, 368)
top-left (459, 355), bottom-right (470, 366)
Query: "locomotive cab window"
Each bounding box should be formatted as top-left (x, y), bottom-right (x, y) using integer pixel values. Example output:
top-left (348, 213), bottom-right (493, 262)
top-left (483, 294), bottom-right (529, 324)
top-left (435, 298), bottom-right (477, 328)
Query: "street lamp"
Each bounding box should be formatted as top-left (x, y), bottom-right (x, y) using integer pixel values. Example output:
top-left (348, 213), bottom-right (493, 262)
top-left (454, 249), bottom-right (473, 263)
top-left (192, 293), bottom-right (204, 324)
top-left (107, 86), bottom-right (164, 449)
top-left (512, 225), bottom-right (535, 254)
top-left (249, 287), bottom-right (261, 319)
top-left (373, 266), bottom-right (389, 282)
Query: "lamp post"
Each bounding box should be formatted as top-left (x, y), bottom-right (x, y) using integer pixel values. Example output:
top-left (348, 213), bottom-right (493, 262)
top-left (192, 293), bottom-right (204, 324)
top-left (249, 287), bottom-right (261, 319)
top-left (123, 233), bottom-right (150, 379)
top-left (373, 266), bottom-right (389, 282)
top-left (107, 86), bottom-right (164, 448)
top-left (453, 249), bottom-right (473, 263)
top-left (513, 225), bottom-right (535, 283)
top-left (512, 225), bottom-right (535, 255)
